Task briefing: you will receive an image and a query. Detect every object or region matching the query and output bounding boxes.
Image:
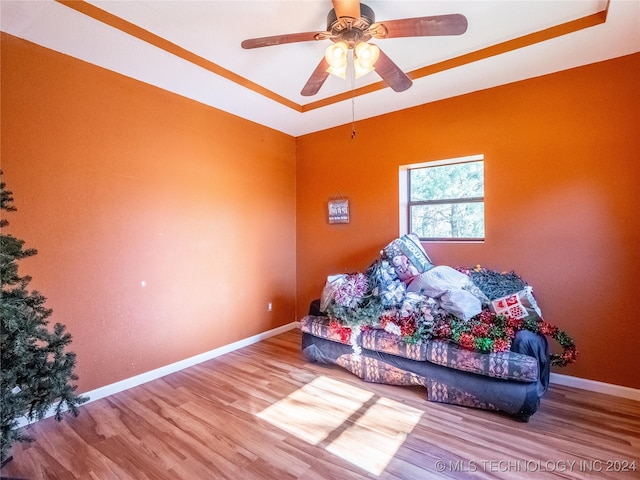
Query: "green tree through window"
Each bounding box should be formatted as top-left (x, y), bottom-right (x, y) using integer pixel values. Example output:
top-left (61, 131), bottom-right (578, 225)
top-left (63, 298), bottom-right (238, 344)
top-left (407, 159), bottom-right (484, 240)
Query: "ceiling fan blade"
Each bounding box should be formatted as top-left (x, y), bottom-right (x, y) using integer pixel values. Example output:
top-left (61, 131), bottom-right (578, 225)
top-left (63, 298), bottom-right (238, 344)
top-left (374, 47), bottom-right (412, 93)
top-left (241, 31), bottom-right (326, 49)
top-left (372, 13), bottom-right (468, 39)
top-left (331, 0), bottom-right (360, 21)
top-left (301, 58), bottom-right (331, 96)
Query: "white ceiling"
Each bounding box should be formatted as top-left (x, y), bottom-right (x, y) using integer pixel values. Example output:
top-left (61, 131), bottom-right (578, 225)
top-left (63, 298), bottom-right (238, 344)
top-left (2, 0), bottom-right (639, 136)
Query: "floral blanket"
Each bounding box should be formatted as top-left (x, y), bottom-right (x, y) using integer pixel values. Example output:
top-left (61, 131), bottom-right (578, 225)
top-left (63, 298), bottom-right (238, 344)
top-left (321, 234), bottom-right (577, 368)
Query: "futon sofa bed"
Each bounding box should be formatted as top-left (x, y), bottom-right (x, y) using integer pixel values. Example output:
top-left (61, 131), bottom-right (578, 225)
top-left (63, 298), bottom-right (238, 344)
top-left (299, 234), bottom-right (563, 421)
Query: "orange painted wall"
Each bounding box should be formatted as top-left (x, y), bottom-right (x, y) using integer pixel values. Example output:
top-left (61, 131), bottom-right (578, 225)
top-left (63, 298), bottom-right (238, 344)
top-left (2, 31), bottom-right (639, 393)
top-left (296, 53), bottom-right (640, 389)
top-left (1, 33), bottom-right (297, 392)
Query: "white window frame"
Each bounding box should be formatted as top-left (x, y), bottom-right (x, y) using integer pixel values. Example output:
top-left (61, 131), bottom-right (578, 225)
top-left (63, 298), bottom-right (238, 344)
top-left (399, 154), bottom-right (485, 242)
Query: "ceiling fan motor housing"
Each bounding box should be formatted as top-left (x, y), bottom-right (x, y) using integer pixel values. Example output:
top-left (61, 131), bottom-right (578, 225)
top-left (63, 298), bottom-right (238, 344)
top-left (327, 3), bottom-right (375, 47)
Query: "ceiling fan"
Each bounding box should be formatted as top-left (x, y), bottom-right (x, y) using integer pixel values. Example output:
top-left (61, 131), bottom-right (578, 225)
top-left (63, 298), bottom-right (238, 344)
top-left (241, 0), bottom-right (468, 96)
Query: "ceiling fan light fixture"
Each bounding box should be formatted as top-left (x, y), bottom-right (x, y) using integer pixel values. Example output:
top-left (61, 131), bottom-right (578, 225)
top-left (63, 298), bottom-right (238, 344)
top-left (355, 41), bottom-right (379, 66)
top-left (325, 41), bottom-right (348, 67)
top-left (353, 60), bottom-right (373, 79)
top-left (327, 64), bottom-right (348, 79)
top-left (325, 41), bottom-right (349, 79)
top-left (354, 41), bottom-right (379, 78)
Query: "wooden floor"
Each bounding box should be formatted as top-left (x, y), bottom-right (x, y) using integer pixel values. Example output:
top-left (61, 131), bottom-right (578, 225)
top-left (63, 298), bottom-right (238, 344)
top-left (2, 329), bottom-right (639, 480)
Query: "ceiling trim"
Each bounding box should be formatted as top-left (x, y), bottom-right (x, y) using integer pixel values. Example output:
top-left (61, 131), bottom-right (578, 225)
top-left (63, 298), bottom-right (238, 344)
top-left (55, 0), bottom-right (302, 112)
top-left (56, 0), bottom-right (610, 116)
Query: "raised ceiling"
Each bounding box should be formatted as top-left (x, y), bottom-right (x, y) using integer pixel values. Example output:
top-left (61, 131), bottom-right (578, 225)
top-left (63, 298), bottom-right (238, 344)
top-left (2, 0), bottom-right (639, 136)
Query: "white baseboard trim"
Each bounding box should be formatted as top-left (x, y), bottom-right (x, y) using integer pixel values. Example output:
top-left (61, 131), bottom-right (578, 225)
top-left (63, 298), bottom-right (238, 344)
top-left (550, 373), bottom-right (640, 401)
top-left (16, 322), bottom-right (298, 428)
top-left (85, 321), bottom-right (299, 402)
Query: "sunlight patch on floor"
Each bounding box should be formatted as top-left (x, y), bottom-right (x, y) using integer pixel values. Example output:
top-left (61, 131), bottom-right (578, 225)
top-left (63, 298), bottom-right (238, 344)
top-left (326, 395), bottom-right (423, 475)
top-left (257, 375), bottom-right (423, 476)
top-left (257, 376), bottom-right (374, 444)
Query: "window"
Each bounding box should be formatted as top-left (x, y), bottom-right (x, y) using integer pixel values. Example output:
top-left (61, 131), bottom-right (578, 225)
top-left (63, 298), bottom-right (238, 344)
top-left (400, 155), bottom-right (484, 241)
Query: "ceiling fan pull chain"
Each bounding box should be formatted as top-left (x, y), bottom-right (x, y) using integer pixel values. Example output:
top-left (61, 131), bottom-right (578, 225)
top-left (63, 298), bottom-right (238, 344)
top-left (351, 65), bottom-right (356, 139)
top-left (351, 99), bottom-right (356, 139)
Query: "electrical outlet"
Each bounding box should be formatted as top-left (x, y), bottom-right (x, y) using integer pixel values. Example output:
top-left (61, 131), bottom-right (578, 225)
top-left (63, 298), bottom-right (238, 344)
top-left (268, 302), bottom-right (273, 311)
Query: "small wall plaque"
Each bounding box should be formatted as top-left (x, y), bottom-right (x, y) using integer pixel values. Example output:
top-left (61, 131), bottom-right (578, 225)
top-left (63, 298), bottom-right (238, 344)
top-left (328, 199), bottom-right (349, 224)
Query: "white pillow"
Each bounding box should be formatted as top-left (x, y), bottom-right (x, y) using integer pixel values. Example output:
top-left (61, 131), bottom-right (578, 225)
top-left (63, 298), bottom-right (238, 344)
top-left (406, 265), bottom-right (470, 297)
top-left (440, 290), bottom-right (482, 321)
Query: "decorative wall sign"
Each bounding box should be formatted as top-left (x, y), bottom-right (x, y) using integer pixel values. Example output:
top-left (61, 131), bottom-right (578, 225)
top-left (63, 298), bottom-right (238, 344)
top-left (328, 198), bottom-right (350, 224)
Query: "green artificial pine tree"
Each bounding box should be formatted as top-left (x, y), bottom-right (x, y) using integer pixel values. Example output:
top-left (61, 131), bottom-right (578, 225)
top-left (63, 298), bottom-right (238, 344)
top-left (1, 174), bottom-right (88, 465)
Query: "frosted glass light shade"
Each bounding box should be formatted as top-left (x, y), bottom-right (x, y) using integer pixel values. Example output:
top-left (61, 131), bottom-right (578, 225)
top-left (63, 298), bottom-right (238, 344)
top-left (354, 42), bottom-right (380, 79)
